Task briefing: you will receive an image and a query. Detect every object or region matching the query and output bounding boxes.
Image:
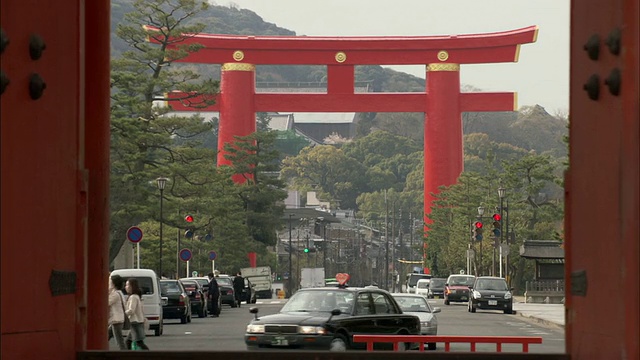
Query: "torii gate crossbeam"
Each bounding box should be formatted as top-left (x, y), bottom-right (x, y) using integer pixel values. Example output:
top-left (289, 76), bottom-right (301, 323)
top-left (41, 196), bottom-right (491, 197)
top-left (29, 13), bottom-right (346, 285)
top-left (155, 26), bottom-right (538, 273)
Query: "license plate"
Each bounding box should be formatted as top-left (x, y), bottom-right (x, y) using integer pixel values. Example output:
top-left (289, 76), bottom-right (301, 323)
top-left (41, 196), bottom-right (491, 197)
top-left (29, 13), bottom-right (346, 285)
top-left (488, 300), bottom-right (497, 306)
top-left (272, 336), bottom-right (288, 346)
top-left (434, 296), bottom-right (440, 299)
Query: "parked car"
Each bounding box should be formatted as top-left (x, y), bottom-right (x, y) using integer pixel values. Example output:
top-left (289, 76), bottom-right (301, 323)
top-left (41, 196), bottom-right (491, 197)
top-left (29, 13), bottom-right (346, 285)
top-left (427, 278), bottom-right (447, 299)
top-left (215, 275), bottom-right (237, 308)
top-left (244, 286), bottom-right (420, 351)
top-left (180, 279), bottom-right (207, 318)
top-left (235, 276), bottom-right (256, 304)
top-left (392, 293), bottom-right (441, 350)
top-left (160, 279), bottom-right (192, 324)
top-left (444, 274), bottom-right (476, 305)
top-left (181, 276), bottom-right (222, 316)
top-left (468, 276), bottom-right (513, 314)
top-left (110, 268), bottom-right (164, 336)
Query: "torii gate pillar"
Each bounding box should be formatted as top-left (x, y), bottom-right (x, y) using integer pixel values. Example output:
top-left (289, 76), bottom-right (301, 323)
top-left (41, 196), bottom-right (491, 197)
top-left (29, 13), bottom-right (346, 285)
top-left (218, 63), bottom-right (256, 167)
top-left (424, 63), bottom-right (462, 225)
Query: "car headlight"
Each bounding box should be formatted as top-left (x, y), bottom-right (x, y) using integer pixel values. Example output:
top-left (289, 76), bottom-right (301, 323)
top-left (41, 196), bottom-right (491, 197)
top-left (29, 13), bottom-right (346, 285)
top-left (504, 292), bottom-right (512, 300)
top-left (298, 326), bottom-right (326, 335)
top-left (472, 290), bottom-right (482, 299)
top-left (420, 321), bottom-right (432, 327)
top-left (246, 324), bottom-right (265, 334)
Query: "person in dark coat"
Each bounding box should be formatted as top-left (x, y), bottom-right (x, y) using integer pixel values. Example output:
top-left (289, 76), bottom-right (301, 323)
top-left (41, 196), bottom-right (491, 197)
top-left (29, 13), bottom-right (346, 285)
top-left (233, 271), bottom-right (245, 308)
top-left (207, 272), bottom-right (220, 317)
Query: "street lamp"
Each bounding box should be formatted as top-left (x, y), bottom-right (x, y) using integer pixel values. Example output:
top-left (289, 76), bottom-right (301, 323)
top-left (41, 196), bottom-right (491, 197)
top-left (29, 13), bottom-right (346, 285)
top-left (288, 213), bottom-right (294, 298)
top-left (498, 186), bottom-right (506, 278)
top-left (156, 177), bottom-right (169, 278)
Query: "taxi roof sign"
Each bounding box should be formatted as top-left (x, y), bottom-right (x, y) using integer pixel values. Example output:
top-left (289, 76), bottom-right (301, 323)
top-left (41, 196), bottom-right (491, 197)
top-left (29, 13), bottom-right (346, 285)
top-left (335, 273), bottom-right (350, 286)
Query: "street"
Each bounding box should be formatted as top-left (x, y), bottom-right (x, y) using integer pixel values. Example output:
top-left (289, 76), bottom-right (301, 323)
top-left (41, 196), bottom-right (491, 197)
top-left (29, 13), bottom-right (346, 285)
top-left (110, 298), bottom-right (565, 353)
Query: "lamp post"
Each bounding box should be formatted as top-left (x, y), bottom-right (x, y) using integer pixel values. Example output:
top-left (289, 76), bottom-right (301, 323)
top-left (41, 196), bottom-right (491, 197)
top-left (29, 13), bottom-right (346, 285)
top-left (477, 205), bottom-right (485, 276)
top-left (498, 186), bottom-right (506, 278)
top-left (156, 177), bottom-right (169, 278)
top-left (288, 213), bottom-right (294, 298)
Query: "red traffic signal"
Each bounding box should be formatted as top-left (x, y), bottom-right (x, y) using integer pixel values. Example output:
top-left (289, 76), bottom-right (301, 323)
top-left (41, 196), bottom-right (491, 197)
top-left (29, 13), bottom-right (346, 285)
top-left (492, 213), bottom-right (501, 221)
top-left (184, 215), bottom-right (194, 223)
top-left (474, 221), bottom-right (483, 229)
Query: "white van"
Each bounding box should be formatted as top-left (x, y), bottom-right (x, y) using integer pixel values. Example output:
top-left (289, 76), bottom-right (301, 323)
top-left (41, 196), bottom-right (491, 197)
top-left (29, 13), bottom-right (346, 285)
top-left (111, 268), bottom-right (164, 336)
top-left (415, 279), bottom-right (431, 296)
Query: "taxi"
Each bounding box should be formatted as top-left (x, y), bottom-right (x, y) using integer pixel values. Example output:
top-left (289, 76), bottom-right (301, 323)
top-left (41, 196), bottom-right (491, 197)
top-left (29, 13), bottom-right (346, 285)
top-left (244, 273), bottom-right (420, 351)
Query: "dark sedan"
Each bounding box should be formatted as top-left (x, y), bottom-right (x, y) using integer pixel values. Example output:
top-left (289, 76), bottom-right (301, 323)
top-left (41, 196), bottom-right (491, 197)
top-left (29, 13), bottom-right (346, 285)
top-left (216, 276), bottom-right (237, 308)
top-left (468, 276), bottom-right (513, 314)
top-left (244, 286), bottom-right (420, 351)
top-left (160, 279), bottom-right (192, 324)
top-left (179, 279), bottom-right (207, 318)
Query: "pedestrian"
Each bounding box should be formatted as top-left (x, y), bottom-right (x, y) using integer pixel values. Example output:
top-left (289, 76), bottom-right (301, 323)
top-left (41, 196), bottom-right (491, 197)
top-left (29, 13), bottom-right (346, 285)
top-left (107, 274), bottom-right (127, 350)
top-left (233, 271), bottom-right (244, 307)
top-left (124, 278), bottom-right (149, 350)
top-left (207, 272), bottom-right (220, 317)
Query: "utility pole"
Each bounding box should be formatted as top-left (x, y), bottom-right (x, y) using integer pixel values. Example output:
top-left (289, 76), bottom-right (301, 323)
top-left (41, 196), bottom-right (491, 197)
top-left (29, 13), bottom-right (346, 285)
top-left (384, 190), bottom-right (389, 291)
top-left (288, 213), bottom-right (294, 297)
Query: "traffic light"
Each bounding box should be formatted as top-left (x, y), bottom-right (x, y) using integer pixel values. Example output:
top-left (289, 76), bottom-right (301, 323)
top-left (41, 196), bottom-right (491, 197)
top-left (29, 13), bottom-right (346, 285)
top-left (184, 229), bottom-right (194, 238)
top-left (184, 214), bottom-right (194, 223)
top-left (303, 247), bottom-right (309, 253)
top-left (473, 221), bottom-right (483, 241)
top-left (492, 213), bottom-right (502, 237)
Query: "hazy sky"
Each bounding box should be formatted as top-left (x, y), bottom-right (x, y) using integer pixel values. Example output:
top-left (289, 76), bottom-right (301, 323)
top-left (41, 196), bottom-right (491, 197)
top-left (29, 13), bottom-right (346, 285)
top-left (216, 0), bottom-right (570, 113)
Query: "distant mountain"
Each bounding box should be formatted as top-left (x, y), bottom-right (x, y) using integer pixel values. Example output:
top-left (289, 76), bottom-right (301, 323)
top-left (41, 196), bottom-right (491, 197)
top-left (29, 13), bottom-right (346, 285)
top-left (110, 0), bottom-right (567, 156)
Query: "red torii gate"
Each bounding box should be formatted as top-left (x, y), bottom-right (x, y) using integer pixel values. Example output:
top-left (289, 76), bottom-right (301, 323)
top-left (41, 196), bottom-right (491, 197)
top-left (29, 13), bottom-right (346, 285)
top-left (160, 26), bottom-right (537, 270)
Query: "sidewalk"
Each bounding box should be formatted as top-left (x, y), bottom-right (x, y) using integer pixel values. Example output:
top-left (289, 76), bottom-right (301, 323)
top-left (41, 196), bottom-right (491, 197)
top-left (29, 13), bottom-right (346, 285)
top-left (512, 296), bottom-right (565, 328)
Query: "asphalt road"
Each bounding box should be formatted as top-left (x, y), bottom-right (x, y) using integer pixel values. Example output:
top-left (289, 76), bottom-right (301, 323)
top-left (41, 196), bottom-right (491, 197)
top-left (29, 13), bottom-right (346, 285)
top-left (110, 298), bottom-right (565, 354)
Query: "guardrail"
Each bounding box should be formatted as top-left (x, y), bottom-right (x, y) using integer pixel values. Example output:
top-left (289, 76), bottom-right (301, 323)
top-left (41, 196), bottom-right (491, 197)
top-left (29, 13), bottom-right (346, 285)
top-left (526, 280), bottom-right (564, 292)
top-left (352, 335), bottom-right (543, 352)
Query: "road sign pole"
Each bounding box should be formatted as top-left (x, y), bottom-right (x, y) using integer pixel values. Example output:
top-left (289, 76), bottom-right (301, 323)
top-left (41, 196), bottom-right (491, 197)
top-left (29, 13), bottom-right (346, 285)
top-left (137, 243), bottom-right (140, 269)
top-left (186, 260), bottom-right (190, 276)
top-left (212, 260), bottom-right (215, 273)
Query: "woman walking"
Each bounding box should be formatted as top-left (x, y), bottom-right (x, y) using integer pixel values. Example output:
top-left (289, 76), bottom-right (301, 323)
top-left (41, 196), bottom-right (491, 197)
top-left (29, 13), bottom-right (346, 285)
top-left (107, 274), bottom-right (127, 350)
top-left (124, 278), bottom-right (149, 350)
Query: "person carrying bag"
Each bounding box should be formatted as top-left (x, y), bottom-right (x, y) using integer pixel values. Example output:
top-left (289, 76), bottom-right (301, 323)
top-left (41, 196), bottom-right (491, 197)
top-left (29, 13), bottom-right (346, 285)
top-left (107, 275), bottom-right (128, 350)
top-left (124, 278), bottom-right (149, 350)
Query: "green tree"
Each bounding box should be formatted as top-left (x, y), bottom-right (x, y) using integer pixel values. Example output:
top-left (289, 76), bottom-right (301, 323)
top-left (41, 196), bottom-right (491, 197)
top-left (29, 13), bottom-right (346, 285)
top-left (109, 0), bottom-right (223, 264)
top-left (280, 145), bottom-right (368, 209)
top-left (223, 131), bottom-right (288, 246)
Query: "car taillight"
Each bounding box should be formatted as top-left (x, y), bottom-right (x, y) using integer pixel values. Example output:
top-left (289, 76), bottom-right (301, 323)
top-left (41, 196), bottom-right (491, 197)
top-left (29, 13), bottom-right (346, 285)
top-left (445, 288), bottom-right (450, 295)
top-left (178, 295), bottom-right (185, 306)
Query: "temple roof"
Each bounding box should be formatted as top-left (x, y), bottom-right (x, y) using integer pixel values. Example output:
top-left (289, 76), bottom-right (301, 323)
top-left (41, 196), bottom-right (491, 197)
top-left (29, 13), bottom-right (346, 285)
top-left (519, 240), bottom-right (565, 259)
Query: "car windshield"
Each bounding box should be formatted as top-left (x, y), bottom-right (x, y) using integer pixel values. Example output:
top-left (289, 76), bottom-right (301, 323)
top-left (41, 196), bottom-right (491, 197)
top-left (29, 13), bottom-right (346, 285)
top-left (407, 274), bottom-right (431, 287)
top-left (475, 279), bottom-right (509, 291)
top-left (448, 276), bottom-right (475, 286)
top-left (181, 282), bottom-right (197, 291)
top-left (430, 279), bottom-right (446, 288)
top-left (160, 281), bottom-right (182, 295)
top-left (280, 290), bottom-right (354, 313)
top-left (393, 296), bottom-right (431, 313)
top-left (121, 276), bottom-right (155, 295)
top-left (216, 277), bottom-right (232, 286)
top-left (417, 282), bottom-right (430, 289)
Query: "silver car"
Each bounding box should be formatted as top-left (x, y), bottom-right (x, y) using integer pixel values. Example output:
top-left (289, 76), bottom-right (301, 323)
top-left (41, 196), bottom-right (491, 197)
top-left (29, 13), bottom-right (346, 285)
top-left (392, 293), bottom-right (441, 350)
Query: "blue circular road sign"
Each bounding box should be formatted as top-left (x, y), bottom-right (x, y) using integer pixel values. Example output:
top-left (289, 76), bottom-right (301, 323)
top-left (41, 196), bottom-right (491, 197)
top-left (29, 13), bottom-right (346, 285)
top-left (127, 226), bottom-right (143, 243)
top-left (208, 251), bottom-right (217, 261)
top-left (179, 248), bottom-right (192, 262)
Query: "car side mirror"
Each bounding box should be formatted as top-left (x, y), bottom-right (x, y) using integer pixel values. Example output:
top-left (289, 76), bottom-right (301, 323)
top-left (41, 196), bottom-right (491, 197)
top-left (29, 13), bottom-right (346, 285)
top-left (432, 307), bottom-right (441, 313)
top-left (510, 287), bottom-right (514, 291)
top-left (249, 307), bottom-right (259, 320)
top-left (445, 283), bottom-right (449, 287)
